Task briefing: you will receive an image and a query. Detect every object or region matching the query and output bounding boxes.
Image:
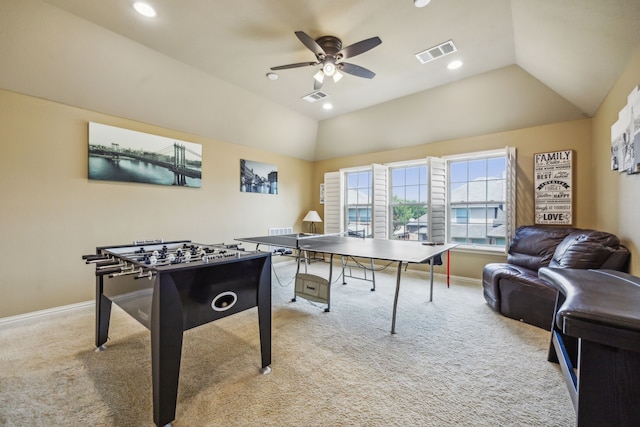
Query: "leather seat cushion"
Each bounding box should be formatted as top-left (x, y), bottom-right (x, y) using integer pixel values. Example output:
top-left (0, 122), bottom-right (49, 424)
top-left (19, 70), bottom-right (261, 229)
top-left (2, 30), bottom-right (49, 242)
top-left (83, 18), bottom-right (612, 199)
top-left (507, 226), bottom-right (576, 271)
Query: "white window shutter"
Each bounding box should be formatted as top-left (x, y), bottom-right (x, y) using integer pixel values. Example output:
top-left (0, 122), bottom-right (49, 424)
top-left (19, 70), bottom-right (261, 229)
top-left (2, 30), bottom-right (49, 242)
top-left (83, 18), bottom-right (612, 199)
top-left (427, 157), bottom-right (446, 243)
top-left (323, 171), bottom-right (343, 234)
top-left (505, 147), bottom-right (517, 246)
top-left (372, 163), bottom-right (388, 239)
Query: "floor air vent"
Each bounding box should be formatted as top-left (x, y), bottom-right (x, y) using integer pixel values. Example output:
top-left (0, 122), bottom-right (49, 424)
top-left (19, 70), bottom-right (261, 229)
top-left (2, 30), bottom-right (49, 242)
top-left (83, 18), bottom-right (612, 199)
top-left (415, 40), bottom-right (457, 64)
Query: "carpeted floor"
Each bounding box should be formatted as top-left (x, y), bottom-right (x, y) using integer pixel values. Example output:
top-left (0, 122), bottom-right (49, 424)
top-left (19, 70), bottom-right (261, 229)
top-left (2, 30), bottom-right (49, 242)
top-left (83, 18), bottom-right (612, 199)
top-left (0, 261), bottom-right (575, 426)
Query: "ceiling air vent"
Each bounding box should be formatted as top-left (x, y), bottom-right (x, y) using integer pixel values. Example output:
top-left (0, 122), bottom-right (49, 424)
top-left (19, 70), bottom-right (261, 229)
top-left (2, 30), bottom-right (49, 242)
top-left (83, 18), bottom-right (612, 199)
top-left (415, 40), bottom-right (457, 64)
top-left (302, 90), bottom-right (329, 103)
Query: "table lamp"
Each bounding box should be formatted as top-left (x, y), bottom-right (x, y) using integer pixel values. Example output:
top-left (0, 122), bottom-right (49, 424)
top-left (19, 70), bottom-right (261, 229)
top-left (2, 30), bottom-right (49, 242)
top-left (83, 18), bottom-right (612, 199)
top-left (303, 210), bottom-right (322, 234)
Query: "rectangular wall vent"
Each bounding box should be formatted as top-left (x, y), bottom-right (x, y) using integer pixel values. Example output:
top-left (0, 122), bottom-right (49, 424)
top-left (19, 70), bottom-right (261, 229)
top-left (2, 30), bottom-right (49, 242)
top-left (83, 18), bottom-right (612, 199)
top-left (302, 90), bottom-right (329, 103)
top-left (415, 40), bottom-right (457, 64)
top-left (268, 227), bottom-right (293, 253)
top-left (269, 227), bottom-right (293, 236)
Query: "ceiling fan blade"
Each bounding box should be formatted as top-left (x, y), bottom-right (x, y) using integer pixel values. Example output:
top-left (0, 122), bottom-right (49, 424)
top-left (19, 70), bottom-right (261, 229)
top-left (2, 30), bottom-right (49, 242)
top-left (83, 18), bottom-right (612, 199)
top-left (270, 62), bottom-right (318, 71)
top-left (337, 36), bottom-right (382, 60)
top-left (339, 63), bottom-right (376, 79)
top-left (295, 31), bottom-right (325, 57)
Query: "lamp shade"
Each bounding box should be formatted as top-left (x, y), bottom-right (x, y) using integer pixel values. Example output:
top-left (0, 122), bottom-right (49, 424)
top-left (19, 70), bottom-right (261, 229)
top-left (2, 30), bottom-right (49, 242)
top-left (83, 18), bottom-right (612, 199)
top-left (303, 210), bottom-right (322, 223)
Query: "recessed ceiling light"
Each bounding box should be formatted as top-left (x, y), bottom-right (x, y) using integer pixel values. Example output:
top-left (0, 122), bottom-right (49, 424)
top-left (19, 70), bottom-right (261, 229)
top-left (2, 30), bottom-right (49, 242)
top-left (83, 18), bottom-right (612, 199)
top-left (447, 60), bottom-right (463, 70)
top-left (266, 72), bottom-right (278, 81)
top-left (322, 103), bottom-right (333, 110)
top-left (133, 2), bottom-right (156, 18)
top-left (414, 0), bottom-right (431, 7)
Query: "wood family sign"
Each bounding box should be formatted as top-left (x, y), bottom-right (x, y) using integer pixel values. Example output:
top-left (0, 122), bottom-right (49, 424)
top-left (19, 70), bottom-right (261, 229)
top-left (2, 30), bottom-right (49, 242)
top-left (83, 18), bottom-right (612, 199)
top-left (534, 150), bottom-right (573, 225)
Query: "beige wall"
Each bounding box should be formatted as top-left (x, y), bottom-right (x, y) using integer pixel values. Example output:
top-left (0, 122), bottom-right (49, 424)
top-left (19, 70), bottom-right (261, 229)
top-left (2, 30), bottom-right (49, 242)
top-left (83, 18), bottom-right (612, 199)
top-left (3, 45), bottom-right (639, 319)
top-left (592, 45), bottom-right (640, 275)
top-left (311, 119), bottom-right (593, 280)
top-left (314, 65), bottom-right (586, 161)
top-left (0, 89), bottom-right (314, 318)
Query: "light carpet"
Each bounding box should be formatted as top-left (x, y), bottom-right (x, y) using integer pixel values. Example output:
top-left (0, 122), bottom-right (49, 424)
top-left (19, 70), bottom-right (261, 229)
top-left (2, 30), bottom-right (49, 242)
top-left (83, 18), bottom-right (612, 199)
top-left (0, 261), bottom-right (575, 426)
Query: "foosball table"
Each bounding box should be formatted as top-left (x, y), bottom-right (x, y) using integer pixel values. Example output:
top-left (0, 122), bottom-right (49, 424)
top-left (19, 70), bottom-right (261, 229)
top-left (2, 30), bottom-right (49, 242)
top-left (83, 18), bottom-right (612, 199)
top-left (82, 239), bottom-right (272, 427)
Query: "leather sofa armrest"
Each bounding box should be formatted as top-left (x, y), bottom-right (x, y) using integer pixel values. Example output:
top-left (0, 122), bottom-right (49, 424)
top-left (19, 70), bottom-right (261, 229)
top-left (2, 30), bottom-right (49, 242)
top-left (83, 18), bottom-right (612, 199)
top-left (483, 263), bottom-right (538, 309)
top-left (600, 245), bottom-right (631, 272)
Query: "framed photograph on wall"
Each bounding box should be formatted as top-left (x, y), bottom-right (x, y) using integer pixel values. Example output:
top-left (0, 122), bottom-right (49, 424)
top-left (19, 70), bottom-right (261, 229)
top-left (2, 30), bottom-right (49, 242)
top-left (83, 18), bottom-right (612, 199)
top-left (611, 111), bottom-right (625, 171)
top-left (240, 159), bottom-right (278, 194)
top-left (629, 86), bottom-right (640, 174)
top-left (611, 85), bottom-right (640, 174)
top-left (534, 150), bottom-right (573, 225)
top-left (88, 122), bottom-right (202, 187)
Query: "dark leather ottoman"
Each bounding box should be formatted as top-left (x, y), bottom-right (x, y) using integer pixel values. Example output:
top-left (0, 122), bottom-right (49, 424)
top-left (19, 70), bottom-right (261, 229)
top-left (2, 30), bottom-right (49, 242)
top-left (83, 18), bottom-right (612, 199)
top-left (541, 268), bottom-right (640, 427)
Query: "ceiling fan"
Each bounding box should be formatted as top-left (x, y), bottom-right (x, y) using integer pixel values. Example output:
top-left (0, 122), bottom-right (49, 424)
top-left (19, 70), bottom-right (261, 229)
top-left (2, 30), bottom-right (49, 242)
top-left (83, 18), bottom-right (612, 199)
top-left (270, 31), bottom-right (382, 90)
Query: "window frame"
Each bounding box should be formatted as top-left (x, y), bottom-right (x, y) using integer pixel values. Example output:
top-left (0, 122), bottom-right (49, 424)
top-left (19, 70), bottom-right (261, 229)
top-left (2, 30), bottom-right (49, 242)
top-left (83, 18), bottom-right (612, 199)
top-left (324, 148), bottom-right (515, 253)
top-left (387, 159), bottom-right (429, 241)
top-left (342, 166), bottom-right (374, 238)
top-left (444, 148), bottom-right (513, 252)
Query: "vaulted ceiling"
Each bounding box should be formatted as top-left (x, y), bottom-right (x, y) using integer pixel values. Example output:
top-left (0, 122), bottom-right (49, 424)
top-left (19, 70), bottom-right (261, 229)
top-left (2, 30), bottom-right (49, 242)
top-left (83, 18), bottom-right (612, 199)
top-left (2, 0), bottom-right (640, 160)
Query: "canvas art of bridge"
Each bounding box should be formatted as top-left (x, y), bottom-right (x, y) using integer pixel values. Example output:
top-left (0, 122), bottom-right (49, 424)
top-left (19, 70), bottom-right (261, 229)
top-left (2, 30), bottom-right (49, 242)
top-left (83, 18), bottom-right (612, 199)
top-left (88, 122), bottom-right (202, 188)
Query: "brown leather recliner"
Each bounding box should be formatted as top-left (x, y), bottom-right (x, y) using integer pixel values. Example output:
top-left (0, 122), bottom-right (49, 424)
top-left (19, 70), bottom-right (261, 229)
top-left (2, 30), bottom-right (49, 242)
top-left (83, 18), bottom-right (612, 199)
top-left (482, 225), bottom-right (630, 329)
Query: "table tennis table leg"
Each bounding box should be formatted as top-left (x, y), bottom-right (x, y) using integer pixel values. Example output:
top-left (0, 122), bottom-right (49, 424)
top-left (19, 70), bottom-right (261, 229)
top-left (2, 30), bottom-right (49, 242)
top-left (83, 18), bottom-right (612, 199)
top-left (340, 256), bottom-right (347, 285)
top-left (292, 250), bottom-right (304, 302)
top-left (369, 258), bottom-right (376, 291)
top-left (447, 249), bottom-right (451, 288)
top-left (325, 254), bottom-right (333, 312)
top-left (429, 256), bottom-right (435, 302)
top-left (391, 261), bottom-right (403, 334)
top-left (392, 256), bottom-right (437, 333)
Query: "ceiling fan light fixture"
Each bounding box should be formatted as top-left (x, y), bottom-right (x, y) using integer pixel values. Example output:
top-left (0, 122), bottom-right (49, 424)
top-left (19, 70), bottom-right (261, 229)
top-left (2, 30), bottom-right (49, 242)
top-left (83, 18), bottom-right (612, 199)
top-left (271, 31), bottom-right (381, 91)
top-left (323, 62), bottom-right (336, 77)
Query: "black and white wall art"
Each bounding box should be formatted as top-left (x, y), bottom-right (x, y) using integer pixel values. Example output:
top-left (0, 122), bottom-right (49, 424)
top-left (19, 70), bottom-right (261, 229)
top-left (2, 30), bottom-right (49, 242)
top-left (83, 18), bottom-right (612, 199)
top-left (611, 86), bottom-right (640, 175)
top-left (240, 159), bottom-right (278, 194)
top-left (88, 122), bottom-right (202, 187)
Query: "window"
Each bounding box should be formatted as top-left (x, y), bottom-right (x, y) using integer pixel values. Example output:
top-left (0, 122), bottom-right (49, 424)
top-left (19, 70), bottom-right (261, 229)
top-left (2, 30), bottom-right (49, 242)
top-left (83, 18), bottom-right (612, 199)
top-left (324, 148), bottom-right (515, 251)
top-left (389, 163), bottom-right (428, 240)
top-left (448, 153), bottom-right (508, 248)
top-left (345, 169), bottom-right (372, 237)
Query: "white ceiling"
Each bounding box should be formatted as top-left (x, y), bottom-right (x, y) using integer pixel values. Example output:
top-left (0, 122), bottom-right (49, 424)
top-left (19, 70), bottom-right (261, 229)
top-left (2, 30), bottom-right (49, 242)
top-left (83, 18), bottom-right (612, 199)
top-left (2, 0), bottom-right (640, 160)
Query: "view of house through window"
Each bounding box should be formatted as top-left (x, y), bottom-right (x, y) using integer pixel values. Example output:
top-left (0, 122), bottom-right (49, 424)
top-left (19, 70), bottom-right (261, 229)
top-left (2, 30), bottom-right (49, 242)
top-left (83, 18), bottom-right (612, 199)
top-left (345, 170), bottom-right (372, 237)
top-left (390, 164), bottom-right (428, 240)
top-left (335, 149), bottom-right (512, 250)
top-left (448, 156), bottom-right (507, 247)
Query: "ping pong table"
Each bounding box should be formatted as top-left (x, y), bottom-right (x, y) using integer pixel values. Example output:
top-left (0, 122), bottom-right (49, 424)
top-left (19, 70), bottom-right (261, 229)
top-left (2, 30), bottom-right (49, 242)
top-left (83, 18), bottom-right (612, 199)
top-left (236, 233), bottom-right (457, 334)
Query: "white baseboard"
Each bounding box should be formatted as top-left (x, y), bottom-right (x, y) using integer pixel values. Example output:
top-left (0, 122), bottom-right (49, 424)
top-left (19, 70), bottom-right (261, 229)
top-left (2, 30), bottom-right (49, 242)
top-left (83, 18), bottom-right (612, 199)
top-left (0, 300), bottom-right (94, 326)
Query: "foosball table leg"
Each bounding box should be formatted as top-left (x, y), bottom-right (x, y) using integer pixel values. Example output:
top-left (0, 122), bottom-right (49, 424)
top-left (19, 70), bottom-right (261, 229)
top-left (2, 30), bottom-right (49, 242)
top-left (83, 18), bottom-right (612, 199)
top-left (151, 274), bottom-right (183, 427)
top-left (95, 275), bottom-right (112, 349)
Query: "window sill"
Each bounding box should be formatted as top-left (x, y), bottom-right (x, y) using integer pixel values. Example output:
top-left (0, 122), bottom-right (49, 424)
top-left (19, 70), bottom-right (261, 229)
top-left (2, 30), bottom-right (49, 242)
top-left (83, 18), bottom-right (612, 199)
top-left (450, 244), bottom-right (506, 256)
